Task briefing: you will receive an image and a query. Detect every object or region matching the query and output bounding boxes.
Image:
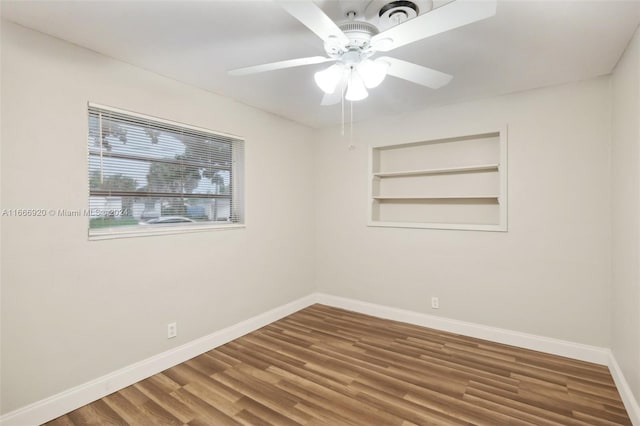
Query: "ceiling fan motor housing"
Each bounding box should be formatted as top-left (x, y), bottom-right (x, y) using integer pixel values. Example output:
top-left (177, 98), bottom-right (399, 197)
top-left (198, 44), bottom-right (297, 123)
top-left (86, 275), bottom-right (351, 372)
top-left (339, 21), bottom-right (378, 49)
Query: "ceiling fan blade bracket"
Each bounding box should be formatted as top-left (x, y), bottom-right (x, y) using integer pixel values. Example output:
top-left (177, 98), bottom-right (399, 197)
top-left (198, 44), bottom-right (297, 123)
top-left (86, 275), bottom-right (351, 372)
top-left (324, 36), bottom-right (348, 57)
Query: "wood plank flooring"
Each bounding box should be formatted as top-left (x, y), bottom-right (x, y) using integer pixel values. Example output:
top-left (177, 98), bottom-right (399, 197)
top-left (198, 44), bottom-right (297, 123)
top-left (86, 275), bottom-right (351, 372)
top-left (45, 304), bottom-right (631, 425)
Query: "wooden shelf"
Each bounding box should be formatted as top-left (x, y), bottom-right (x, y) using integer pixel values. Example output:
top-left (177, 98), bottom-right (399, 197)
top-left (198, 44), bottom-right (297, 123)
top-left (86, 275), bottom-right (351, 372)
top-left (368, 221), bottom-right (506, 232)
top-left (373, 195), bottom-right (499, 201)
top-left (373, 163), bottom-right (499, 178)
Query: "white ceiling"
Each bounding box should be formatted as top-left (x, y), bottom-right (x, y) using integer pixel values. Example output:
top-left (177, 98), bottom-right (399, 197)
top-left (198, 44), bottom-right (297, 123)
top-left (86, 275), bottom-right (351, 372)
top-left (2, 0), bottom-right (640, 128)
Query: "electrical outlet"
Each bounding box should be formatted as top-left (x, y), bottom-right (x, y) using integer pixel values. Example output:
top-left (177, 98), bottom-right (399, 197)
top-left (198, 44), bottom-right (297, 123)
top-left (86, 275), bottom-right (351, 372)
top-left (431, 297), bottom-right (439, 309)
top-left (167, 322), bottom-right (177, 339)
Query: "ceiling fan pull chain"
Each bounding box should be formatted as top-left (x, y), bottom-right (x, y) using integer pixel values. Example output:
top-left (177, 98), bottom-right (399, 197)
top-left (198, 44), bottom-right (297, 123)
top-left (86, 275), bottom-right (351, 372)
top-left (341, 82), bottom-right (345, 136)
top-left (349, 99), bottom-right (355, 151)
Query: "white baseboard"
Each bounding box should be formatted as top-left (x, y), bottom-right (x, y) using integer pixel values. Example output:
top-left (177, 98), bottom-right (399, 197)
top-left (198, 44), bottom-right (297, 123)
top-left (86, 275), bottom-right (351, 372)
top-left (608, 350), bottom-right (640, 425)
top-left (3, 292), bottom-right (638, 426)
top-left (315, 293), bottom-right (611, 365)
top-left (0, 294), bottom-right (317, 426)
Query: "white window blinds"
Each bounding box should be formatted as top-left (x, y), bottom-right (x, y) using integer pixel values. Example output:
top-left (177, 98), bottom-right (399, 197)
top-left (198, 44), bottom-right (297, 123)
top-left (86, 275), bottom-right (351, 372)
top-left (87, 104), bottom-right (244, 239)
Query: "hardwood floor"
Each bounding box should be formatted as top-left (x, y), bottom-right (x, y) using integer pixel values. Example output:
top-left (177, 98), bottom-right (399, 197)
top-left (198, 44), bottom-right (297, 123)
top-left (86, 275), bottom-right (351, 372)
top-left (45, 304), bottom-right (631, 425)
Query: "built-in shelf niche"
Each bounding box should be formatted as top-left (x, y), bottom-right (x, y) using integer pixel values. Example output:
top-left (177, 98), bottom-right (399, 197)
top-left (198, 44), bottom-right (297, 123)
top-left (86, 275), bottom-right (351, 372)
top-left (369, 128), bottom-right (508, 231)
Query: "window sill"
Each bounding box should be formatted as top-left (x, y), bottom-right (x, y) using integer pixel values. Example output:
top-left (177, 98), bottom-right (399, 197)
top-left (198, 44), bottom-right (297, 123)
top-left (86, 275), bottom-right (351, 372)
top-left (88, 222), bottom-right (245, 241)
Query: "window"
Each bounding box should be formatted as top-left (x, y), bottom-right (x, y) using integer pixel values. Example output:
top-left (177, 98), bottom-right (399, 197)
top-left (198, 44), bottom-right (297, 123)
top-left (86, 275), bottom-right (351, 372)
top-left (87, 104), bottom-right (244, 239)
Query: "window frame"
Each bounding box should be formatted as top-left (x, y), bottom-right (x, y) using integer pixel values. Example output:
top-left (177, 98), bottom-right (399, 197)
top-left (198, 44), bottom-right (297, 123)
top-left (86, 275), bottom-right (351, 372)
top-left (87, 103), bottom-right (245, 241)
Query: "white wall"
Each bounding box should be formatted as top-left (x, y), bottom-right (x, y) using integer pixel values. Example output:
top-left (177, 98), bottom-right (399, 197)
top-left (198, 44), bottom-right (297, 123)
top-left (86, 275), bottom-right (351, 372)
top-left (315, 78), bottom-right (612, 347)
top-left (2, 15), bottom-right (637, 419)
top-left (0, 21), bottom-right (316, 414)
top-left (612, 25), bottom-right (640, 407)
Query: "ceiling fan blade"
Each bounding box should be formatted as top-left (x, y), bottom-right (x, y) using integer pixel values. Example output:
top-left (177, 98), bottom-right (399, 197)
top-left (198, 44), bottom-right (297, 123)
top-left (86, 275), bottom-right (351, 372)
top-left (228, 56), bottom-right (333, 76)
top-left (380, 57), bottom-right (453, 89)
top-left (279, 1), bottom-right (349, 45)
top-left (371, 0), bottom-right (497, 52)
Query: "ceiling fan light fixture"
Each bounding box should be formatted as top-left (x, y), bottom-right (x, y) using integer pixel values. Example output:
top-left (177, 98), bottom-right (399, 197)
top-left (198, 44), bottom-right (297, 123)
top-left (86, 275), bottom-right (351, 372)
top-left (314, 63), bottom-right (344, 94)
top-left (358, 58), bottom-right (390, 89)
top-left (345, 70), bottom-right (368, 101)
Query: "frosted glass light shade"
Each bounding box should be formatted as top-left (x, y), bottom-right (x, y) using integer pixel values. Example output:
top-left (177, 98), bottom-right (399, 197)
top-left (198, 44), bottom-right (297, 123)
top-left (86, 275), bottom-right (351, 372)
top-left (314, 64), bottom-right (345, 94)
top-left (358, 59), bottom-right (389, 89)
top-left (345, 70), bottom-right (368, 101)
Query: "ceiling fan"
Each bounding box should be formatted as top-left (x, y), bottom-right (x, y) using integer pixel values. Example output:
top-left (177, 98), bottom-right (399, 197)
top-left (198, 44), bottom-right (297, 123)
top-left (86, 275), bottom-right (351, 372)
top-left (228, 0), bottom-right (497, 104)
